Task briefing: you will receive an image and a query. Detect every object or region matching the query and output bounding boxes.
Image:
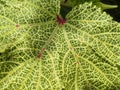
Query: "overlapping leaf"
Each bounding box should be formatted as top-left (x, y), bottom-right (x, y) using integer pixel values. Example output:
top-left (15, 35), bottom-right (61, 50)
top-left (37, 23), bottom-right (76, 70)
top-left (0, 0), bottom-right (120, 90)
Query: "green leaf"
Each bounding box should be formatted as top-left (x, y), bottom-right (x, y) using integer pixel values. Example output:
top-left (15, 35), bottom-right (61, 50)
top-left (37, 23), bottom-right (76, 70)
top-left (61, 0), bottom-right (100, 7)
top-left (0, 0), bottom-right (120, 90)
top-left (60, 0), bottom-right (118, 10)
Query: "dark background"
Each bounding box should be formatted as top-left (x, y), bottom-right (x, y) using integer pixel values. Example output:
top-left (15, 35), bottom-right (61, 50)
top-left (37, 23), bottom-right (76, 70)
top-left (101, 0), bottom-right (120, 22)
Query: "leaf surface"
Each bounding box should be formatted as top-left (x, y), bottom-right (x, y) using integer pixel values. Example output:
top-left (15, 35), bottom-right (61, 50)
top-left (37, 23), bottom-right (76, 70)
top-left (0, 0), bottom-right (120, 90)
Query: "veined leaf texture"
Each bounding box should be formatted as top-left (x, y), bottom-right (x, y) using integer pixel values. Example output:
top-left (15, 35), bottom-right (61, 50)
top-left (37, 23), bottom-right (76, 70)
top-left (0, 0), bottom-right (120, 90)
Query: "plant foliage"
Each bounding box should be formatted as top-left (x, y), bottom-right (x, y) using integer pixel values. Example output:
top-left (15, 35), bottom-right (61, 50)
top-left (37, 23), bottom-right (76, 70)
top-left (60, 0), bottom-right (118, 10)
top-left (0, 0), bottom-right (120, 90)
